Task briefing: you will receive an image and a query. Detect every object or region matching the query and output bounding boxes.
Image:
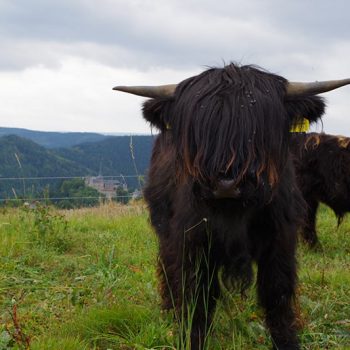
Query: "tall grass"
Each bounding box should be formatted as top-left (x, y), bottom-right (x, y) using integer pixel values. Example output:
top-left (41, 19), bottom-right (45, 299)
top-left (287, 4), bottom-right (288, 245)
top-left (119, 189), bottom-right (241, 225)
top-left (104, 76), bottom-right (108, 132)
top-left (0, 202), bottom-right (349, 349)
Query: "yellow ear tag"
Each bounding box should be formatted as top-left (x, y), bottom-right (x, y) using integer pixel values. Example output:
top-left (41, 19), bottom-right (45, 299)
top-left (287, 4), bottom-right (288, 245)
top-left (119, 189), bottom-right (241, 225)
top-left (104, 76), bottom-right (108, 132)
top-left (290, 118), bottom-right (310, 133)
top-left (166, 123), bottom-right (171, 130)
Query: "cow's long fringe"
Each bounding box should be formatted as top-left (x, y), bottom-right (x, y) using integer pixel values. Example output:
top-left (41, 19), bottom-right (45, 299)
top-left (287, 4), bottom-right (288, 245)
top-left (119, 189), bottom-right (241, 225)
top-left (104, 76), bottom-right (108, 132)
top-left (172, 64), bottom-right (288, 190)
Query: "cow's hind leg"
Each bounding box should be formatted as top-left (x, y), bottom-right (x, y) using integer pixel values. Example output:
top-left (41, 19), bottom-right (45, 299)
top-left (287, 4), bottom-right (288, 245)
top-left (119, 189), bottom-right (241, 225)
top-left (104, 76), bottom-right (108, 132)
top-left (257, 237), bottom-right (300, 350)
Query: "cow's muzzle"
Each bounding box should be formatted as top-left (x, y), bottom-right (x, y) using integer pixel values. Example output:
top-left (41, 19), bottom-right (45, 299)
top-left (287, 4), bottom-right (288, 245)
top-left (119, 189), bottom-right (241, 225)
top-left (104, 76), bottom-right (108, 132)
top-left (213, 179), bottom-right (241, 199)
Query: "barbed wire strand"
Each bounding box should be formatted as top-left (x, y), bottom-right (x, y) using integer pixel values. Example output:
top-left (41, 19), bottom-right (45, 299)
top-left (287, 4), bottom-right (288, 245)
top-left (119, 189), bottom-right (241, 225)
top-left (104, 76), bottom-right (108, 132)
top-left (0, 175), bottom-right (145, 181)
top-left (0, 175), bottom-right (145, 202)
top-left (0, 195), bottom-right (140, 202)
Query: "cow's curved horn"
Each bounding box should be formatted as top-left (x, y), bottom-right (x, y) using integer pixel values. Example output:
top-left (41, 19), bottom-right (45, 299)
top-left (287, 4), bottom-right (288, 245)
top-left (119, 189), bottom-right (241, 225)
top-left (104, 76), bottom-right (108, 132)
top-left (112, 84), bottom-right (177, 98)
top-left (113, 79), bottom-right (350, 98)
top-left (286, 79), bottom-right (350, 96)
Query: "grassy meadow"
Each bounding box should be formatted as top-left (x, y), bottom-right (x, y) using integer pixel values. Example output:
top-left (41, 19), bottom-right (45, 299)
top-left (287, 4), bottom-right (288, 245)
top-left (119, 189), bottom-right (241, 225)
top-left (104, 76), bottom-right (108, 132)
top-left (0, 202), bottom-right (349, 349)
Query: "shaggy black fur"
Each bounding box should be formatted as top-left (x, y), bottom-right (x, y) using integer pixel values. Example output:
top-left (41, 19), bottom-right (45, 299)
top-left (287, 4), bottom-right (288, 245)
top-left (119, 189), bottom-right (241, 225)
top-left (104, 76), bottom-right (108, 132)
top-left (142, 63), bottom-right (326, 349)
top-left (291, 132), bottom-right (350, 247)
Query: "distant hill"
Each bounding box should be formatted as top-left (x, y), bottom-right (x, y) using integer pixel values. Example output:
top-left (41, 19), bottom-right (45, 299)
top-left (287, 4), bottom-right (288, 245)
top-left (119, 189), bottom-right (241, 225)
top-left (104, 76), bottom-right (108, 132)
top-left (0, 133), bottom-right (155, 199)
top-left (0, 127), bottom-right (109, 148)
top-left (56, 135), bottom-right (154, 188)
top-left (0, 135), bottom-right (92, 177)
top-left (0, 135), bottom-right (93, 199)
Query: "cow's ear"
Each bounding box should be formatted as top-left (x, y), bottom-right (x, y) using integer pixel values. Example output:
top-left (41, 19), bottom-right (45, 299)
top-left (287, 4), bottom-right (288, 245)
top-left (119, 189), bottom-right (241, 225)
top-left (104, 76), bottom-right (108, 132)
top-left (285, 95), bottom-right (326, 123)
top-left (142, 98), bottom-right (173, 131)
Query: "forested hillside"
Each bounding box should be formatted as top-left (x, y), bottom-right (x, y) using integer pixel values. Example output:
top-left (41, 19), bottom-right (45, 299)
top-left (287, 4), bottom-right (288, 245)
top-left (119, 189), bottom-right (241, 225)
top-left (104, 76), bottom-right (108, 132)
top-left (0, 135), bottom-right (93, 199)
top-left (0, 133), bottom-right (154, 200)
top-left (0, 135), bottom-right (92, 177)
top-left (56, 135), bottom-right (154, 187)
top-left (0, 127), bottom-right (109, 148)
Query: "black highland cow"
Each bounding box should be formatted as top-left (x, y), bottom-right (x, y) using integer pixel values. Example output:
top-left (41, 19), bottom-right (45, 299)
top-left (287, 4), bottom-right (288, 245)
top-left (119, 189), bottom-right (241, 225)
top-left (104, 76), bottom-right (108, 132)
top-left (114, 64), bottom-right (350, 350)
top-left (291, 132), bottom-right (350, 247)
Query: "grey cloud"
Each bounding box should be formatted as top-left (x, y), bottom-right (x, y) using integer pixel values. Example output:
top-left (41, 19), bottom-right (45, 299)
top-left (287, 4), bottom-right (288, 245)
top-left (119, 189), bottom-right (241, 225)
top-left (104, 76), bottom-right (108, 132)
top-left (1, 0), bottom-right (349, 74)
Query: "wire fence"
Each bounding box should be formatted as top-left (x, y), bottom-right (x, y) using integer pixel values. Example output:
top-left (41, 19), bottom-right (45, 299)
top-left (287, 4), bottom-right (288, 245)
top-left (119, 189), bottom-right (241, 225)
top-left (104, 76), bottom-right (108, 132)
top-left (0, 175), bottom-right (143, 181)
top-left (0, 175), bottom-right (145, 205)
top-left (0, 195), bottom-right (135, 203)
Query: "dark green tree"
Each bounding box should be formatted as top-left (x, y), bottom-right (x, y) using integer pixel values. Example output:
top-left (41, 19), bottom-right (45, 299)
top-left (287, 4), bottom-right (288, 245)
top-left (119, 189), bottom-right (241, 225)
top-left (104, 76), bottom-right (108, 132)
top-left (114, 186), bottom-right (130, 204)
top-left (51, 178), bottom-right (103, 208)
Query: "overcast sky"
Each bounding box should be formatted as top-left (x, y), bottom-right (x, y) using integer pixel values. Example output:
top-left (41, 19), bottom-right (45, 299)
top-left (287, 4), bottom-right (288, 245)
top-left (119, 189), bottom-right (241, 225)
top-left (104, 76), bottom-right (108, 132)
top-left (0, 0), bottom-right (349, 134)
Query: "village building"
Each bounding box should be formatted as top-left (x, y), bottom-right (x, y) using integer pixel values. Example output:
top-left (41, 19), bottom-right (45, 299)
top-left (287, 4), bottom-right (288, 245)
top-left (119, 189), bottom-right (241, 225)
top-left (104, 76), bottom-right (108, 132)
top-left (85, 175), bottom-right (127, 200)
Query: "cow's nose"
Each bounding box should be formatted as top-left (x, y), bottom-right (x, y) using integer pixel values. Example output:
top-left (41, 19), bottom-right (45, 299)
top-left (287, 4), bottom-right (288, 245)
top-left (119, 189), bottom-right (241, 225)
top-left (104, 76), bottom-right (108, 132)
top-left (213, 179), bottom-right (241, 198)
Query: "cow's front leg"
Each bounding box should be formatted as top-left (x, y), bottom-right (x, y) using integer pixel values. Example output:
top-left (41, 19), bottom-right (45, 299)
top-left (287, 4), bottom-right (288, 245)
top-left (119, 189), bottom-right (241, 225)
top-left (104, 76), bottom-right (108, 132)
top-left (157, 227), bottom-right (220, 350)
top-left (178, 228), bottom-right (220, 350)
top-left (301, 198), bottom-right (319, 248)
top-left (257, 236), bottom-right (300, 350)
top-left (186, 264), bottom-right (219, 349)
